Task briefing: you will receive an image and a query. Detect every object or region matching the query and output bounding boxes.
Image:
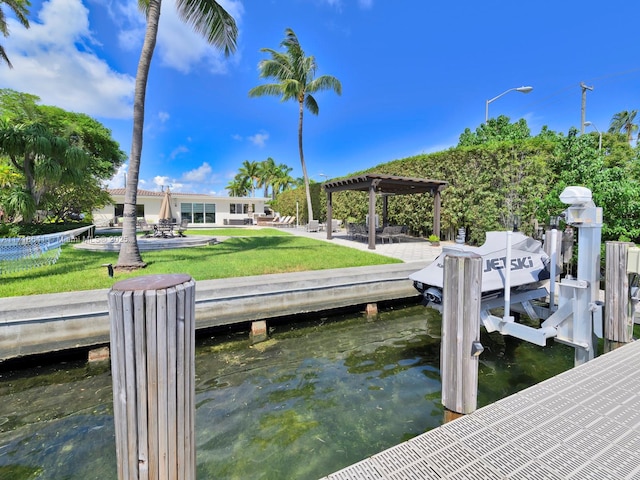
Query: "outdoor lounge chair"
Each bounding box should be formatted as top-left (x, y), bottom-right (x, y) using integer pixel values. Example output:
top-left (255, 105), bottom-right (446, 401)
top-left (274, 216), bottom-right (291, 227)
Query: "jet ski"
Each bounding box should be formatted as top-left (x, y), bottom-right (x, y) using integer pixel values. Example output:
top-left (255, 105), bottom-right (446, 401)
top-left (410, 231), bottom-right (550, 307)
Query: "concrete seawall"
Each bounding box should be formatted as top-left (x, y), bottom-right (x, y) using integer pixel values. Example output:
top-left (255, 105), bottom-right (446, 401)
top-left (0, 262), bottom-right (424, 361)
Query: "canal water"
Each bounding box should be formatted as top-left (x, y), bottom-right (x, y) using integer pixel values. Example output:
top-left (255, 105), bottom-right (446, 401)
top-left (0, 303), bottom-right (574, 480)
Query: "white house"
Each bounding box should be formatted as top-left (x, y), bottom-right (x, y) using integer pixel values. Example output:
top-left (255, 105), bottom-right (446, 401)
top-left (93, 189), bottom-right (271, 227)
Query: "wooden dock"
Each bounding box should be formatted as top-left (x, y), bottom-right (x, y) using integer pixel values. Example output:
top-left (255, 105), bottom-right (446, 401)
top-left (321, 339), bottom-right (640, 479)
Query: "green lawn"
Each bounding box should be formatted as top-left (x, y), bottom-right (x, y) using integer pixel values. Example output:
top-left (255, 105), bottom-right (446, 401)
top-left (0, 228), bottom-right (401, 297)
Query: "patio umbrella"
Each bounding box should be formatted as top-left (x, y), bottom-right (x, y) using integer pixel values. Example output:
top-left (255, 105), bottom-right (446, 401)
top-left (159, 188), bottom-right (173, 221)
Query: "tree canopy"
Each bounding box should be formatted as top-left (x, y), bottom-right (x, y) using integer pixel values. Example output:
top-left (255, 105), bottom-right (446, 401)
top-left (0, 89), bottom-right (126, 223)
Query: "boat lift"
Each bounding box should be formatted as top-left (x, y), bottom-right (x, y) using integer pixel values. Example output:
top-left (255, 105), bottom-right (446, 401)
top-left (411, 186), bottom-right (606, 366)
top-left (481, 187), bottom-right (603, 365)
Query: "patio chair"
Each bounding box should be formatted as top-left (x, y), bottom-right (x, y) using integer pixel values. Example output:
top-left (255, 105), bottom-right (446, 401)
top-left (306, 219), bottom-right (320, 232)
top-left (177, 218), bottom-right (189, 237)
top-left (137, 219), bottom-right (153, 237)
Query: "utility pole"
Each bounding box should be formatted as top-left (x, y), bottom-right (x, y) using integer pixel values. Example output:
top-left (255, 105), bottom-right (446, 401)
top-left (580, 82), bottom-right (594, 134)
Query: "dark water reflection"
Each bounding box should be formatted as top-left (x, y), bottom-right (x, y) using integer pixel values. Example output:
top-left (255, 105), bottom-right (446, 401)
top-left (0, 303), bottom-right (574, 480)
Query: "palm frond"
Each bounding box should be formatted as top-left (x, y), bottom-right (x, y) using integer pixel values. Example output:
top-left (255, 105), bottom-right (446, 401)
top-left (175, 0), bottom-right (238, 54)
top-left (307, 75), bottom-right (342, 95)
top-left (304, 95), bottom-right (319, 115)
top-left (248, 83), bottom-right (283, 98)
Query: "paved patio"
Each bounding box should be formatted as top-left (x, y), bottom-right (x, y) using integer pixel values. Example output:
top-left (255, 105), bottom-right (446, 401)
top-left (286, 225), bottom-right (443, 264)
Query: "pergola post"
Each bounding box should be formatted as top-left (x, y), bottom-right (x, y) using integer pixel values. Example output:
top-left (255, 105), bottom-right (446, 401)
top-left (434, 188), bottom-right (442, 238)
top-left (382, 195), bottom-right (389, 227)
top-left (368, 183), bottom-right (377, 249)
top-left (326, 191), bottom-right (333, 240)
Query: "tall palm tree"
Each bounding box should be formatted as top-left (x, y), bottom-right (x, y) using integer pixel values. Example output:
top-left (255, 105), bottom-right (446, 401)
top-left (608, 110), bottom-right (638, 143)
top-left (248, 28), bottom-right (341, 221)
top-left (0, 0), bottom-right (30, 68)
top-left (116, 0), bottom-right (237, 269)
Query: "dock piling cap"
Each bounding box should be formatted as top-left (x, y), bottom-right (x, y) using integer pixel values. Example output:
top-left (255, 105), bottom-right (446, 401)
top-left (112, 274), bottom-right (192, 292)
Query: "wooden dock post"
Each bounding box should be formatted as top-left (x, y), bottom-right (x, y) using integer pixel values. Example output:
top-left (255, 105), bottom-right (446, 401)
top-left (441, 251), bottom-right (482, 416)
top-left (605, 242), bottom-right (634, 351)
top-left (108, 274), bottom-right (196, 480)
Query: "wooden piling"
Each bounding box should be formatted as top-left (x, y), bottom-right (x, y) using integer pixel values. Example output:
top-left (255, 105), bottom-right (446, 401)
top-left (605, 242), bottom-right (635, 351)
top-left (365, 303), bottom-right (378, 317)
top-left (108, 274), bottom-right (196, 480)
top-left (441, 251), bottom-right (482, 415)
top-left (250, 320), bottom-right (268, 344)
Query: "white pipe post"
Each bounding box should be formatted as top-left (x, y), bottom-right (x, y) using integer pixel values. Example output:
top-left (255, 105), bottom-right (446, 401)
top-left (549, 228), bottom-right (558, 311)
top-left (503, 230), bottom-right (513, 322)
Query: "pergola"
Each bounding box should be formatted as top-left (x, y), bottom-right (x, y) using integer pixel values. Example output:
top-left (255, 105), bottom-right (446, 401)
top-left (322, 173), bottom-right (448, 250)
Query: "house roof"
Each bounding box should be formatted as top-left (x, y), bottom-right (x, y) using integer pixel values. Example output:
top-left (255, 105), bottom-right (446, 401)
top-left (107, 189), bottom-right (271, 201)
top-left (108, 188), bottom-right (206, 197)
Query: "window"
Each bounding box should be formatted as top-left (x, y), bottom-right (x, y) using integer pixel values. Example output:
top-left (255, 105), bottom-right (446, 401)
top-left (205, 203), bottom-right (216, 223)
top-left (180, 203), bottom-right (193, 223)
top-left (181, 202), bottom-right (216, 224)
top-left (230, 203), bottom-right (253, 214)
top-left (115, 204), bottom-right (144, 219)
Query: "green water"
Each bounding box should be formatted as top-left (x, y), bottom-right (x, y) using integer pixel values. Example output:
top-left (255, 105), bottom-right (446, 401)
top-left (0, 303), bottom-right (574, 480)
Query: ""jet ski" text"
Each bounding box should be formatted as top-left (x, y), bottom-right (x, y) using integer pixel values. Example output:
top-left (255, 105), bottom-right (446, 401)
top-left (483, 256), bottom-right (534, 272)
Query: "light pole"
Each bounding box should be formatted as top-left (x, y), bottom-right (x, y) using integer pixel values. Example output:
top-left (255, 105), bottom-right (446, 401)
top-left (485, 86), bottom-right (533, 123)
top-left (584, 121), bottom-right (602, 152)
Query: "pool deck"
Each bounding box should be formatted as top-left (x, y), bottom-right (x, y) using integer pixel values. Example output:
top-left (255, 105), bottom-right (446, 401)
top-left (321, 338), bottom-right (640, 479)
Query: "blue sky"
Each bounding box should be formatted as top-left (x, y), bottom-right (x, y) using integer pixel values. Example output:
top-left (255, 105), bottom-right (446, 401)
top-left (0, 0), bottom-right (638, 195)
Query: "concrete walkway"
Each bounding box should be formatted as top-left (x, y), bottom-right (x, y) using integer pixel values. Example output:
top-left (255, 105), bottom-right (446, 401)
top-left (284, 226), bottom-right (443, 264)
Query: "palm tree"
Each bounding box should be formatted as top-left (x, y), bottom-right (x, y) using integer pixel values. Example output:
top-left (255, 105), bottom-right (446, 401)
top-left (0, 0), bottom-right (30, 68)
top-left (257, 157), bottom-right (277, 197)
top-left (608, 110), bottom-right (638, 143)
top-left (271, 163), bottom-right (294, 199)
top-left (248, 28), bottom-right (341, 221)
top-left (116, 0), bottom-right (237, 269)
top-left (238, 160), bottom-right (260, 197)
top-left (226, 174), bottom-right (251, 197)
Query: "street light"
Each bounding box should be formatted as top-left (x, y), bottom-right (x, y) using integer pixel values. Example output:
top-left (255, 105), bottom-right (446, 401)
top-left (485, 86), bottom-right (533, 123)
top-left (584, 121), bottom-right (602, 152)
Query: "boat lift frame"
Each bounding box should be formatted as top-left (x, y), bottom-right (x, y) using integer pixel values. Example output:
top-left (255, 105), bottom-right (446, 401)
top-left (480, 187), bottom-right (603, 366)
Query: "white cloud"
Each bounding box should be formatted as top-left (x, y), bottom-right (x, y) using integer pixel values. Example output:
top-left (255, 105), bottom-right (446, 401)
top-left (248, 131), bottom-right (269, 147)
top-left (153, 176), bottom-right (171, 189)
top-left (0, 0), bottom-right (134, 119)
top-left (183, 162), bottom-right (213, 182)
top-left (106, 164), bottom-right (128, 189)
top-left (358, 0), bottom-right (373, 8)
top-left (169, 145), bottom-right (189, 160)
top-left (158, 111), bottom-right (170, 123)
